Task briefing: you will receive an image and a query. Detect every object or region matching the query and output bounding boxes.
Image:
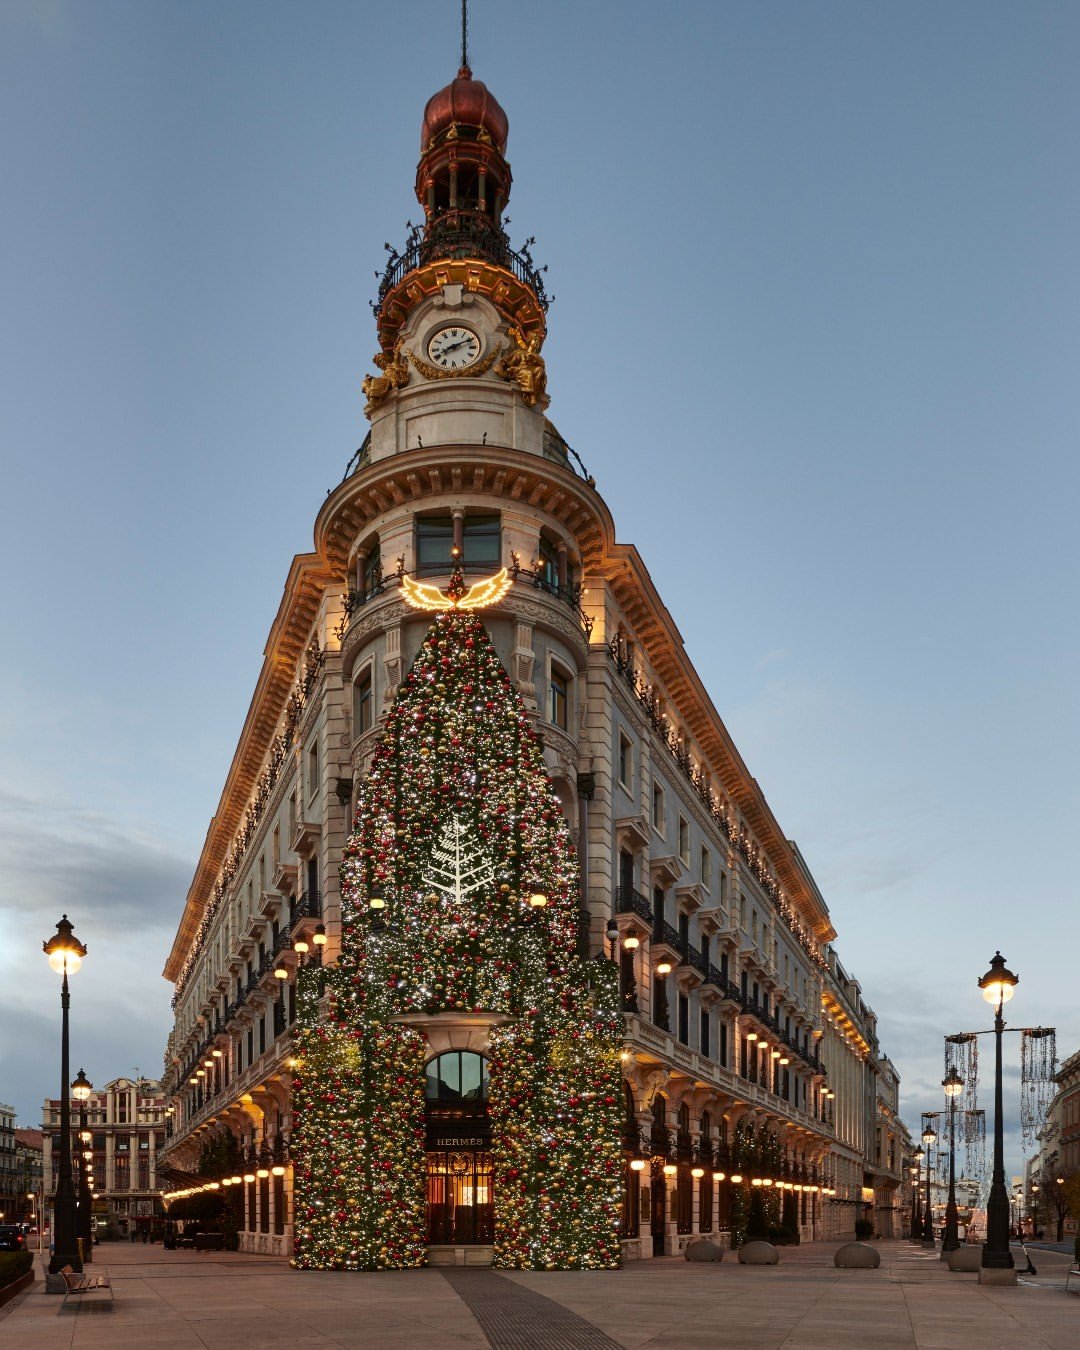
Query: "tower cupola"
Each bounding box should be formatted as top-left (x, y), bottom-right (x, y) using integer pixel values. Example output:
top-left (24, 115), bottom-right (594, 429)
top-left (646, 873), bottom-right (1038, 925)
top-left (415, 64), bottom-right (513, 264)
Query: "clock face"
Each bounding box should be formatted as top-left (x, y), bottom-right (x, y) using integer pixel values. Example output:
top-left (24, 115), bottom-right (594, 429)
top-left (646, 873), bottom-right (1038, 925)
top-left (426, 325), bottom-right (482, 370)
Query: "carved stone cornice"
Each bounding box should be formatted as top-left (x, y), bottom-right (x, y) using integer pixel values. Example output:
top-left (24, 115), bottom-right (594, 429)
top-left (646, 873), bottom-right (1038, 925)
top-left (315, 444), bottom-right (612, 580)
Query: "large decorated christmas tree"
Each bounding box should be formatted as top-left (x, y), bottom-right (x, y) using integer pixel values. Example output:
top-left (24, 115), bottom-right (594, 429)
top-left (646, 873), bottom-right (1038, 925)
top-left (291, 574), bottom-right (624, 1270)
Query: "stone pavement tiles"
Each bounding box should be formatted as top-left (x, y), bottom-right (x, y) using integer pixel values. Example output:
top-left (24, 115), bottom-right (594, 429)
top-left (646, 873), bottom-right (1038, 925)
top-left (1, 1240), bottom-right (1078, 1349)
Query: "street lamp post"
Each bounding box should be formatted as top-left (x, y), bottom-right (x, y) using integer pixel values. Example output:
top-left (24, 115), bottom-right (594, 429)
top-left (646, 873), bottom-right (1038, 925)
top-left (941, 1067), bottom-right (963, 1253)
top-left (72, 1069), bottom-right (93, 1264)
top-left (907, 1161), bottom-right (923, 1242)
top-left (978, 951), bottom-right (1019, 1272)
top-left (43, 915), bottom-right (88, 1276)
top-left (910, 1149), bottom-right (924, 1241)
top-left (921, 1122), bottom-right (937, 1246)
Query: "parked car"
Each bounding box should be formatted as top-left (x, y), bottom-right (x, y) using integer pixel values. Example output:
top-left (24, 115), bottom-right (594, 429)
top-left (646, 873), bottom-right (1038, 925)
top-left (0, 1225), bottom-right (27, 1251)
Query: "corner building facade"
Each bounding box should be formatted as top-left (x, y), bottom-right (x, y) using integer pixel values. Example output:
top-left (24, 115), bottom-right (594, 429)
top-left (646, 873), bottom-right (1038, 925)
top-left (160, 62), bottom-right (901, 1263)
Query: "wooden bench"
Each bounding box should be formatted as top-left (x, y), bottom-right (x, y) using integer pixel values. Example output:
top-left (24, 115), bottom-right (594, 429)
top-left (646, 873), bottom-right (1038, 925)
top-left (59, 1265), bottom-right (114, 1311)
top-left (1065, 1263), bottom-right (1080, 1294)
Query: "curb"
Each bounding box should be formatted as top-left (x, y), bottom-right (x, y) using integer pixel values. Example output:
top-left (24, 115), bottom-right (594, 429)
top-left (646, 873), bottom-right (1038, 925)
top-left (0, 1268), bottom-right (36, 1311)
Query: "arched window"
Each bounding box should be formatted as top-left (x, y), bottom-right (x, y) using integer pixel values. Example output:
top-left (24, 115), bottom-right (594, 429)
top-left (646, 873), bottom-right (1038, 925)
top-left (424, 1051), bottom-right (489, 1103)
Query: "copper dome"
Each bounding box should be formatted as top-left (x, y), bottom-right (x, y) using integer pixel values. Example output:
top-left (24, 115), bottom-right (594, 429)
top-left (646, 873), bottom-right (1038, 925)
top-left (421, 66), bottom-right (509, 153)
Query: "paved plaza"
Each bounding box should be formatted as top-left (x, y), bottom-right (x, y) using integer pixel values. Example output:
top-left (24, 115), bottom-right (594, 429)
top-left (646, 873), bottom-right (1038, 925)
top-left (1, 1240), bottom-right (1077, 1350)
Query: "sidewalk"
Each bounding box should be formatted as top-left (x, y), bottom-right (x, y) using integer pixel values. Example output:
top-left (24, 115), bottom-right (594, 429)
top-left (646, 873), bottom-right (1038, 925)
top-left (1, 1240), bottom-right (1077, 1349)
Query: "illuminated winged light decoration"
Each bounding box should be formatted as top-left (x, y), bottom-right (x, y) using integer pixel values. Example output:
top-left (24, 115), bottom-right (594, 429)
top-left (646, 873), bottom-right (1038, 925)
top-left (399, 563), bottom-right (512, 612)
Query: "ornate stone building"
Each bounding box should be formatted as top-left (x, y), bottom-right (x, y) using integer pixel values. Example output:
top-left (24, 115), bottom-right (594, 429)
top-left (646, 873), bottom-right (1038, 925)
top-left (42, 1076), bottom-right (168, 1239)
top-left (159, 56), bottom-right (904, 1262)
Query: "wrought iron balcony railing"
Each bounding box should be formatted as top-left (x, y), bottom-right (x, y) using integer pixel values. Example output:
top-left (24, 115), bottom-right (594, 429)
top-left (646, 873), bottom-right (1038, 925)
top-left (615, 885), bottom-right (653, 922)
top-left (374, 216), bottom-right (551, 315)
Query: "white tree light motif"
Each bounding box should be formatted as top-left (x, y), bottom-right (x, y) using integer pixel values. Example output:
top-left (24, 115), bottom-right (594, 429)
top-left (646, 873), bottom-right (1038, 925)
top-left (420, 815), bottom-right (497, 905)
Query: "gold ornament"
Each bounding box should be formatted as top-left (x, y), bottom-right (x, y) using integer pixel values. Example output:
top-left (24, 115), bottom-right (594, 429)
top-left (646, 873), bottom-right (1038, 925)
top-left (362, 339), bottom-right (410, 413)
top-left (406, 341), bottom-right (505, 382)
top-left (495, 326), bottom-right (547, 406)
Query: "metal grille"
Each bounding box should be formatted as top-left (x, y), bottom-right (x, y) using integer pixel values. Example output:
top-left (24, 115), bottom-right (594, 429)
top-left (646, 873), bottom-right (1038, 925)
top-left (440, 1269), bottom-right (624, 1350)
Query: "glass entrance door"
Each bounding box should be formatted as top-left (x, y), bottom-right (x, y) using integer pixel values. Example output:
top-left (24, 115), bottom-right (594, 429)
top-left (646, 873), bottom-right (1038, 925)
top-left (425, 1150), bottom-right (494, 1244)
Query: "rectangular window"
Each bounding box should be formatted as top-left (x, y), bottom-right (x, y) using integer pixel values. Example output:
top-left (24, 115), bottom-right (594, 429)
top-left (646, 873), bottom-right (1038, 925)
top-left (652, 782), bottom-right (664, 832)
top-left (699, 1008), bottom-right (711, 1058)
top-left (307, 739), bottom-right (319, 801)
top-left (549, 668), bottom-right (569, 730)
top-left (362, 547), bottom-right (382, 599)
top-left (417, 513), bottom-right (501, 574)
top-left (460, 513), bottom-right (500, 570)
top-left (416, 514), bottom-right (454, 573)
top-left (678, 817), bottom-right (689, 863)
top-left (353, 667), bottom-right (373, 735)
top-left (677, 993), bottom-right (689, 1045)
top-left (618, 733), bottom-right (632, 789)
top-left (719, 1021), bottom-right (728, 1068)
top-left (701, 846), bottom-right (711, 890)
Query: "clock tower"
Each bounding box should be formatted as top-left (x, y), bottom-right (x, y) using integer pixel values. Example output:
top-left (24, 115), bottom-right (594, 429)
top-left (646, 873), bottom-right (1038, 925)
top-left (362, 61), bottom-right (552, 461)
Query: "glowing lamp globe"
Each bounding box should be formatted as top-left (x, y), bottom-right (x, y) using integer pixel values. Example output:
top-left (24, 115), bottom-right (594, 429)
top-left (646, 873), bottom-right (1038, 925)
top-left (942, 1067), bottom-right (964, 1098)
top-left (44, 915), bottom-right (86, 976)
top-left (978, 951), bottom-right (1018, 1005)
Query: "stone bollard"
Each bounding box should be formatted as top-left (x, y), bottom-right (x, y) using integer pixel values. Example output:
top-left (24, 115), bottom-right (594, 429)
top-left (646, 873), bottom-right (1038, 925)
top-left (738, 1241), bottom-right (779, 1265)
top-left (685, 1239), bottom-right (725, 1262)
top-left (834, 1242), bottom-right (881, 1269)
top-left (945, 1246), bottom-right (982, 1272)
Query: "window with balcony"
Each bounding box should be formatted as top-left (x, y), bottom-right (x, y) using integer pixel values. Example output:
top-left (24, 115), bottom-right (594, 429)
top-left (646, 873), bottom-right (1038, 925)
top-left (539, 536), bottom-right (559, 590)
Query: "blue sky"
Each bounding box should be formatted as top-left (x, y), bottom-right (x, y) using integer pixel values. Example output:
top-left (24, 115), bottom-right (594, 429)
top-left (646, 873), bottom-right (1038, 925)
top-left (1, 1), bottom-right (1076, 1176)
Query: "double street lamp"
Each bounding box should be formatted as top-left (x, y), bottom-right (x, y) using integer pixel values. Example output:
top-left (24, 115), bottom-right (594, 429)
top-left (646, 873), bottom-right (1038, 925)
top-left (72, 1069), bottom-right (94, 1264)
top-left (43, 915), bottom-right (87, 1275)
top-left (978, 950), bottom-right (1019, 1273)
top-left (921, 1121), bottom-right (937, 1245)
top-left (941, 1066), bottom-right (964, 1253)
top-left (910, 1152), bottom-right (923, 1240)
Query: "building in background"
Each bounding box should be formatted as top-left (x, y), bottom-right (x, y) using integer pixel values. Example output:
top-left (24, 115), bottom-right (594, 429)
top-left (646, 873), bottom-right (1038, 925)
top-left (14, 1128), bottom-right (44, 1229)
top-left (158, 55), bottom-right (910, 1264)
top-left (0, 1103), bottom-right (17, 1224)
top-left (42, 1076), bottom-right (167, 1240)
top-left (1026, 1047), bottom-right (1080, 1240)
